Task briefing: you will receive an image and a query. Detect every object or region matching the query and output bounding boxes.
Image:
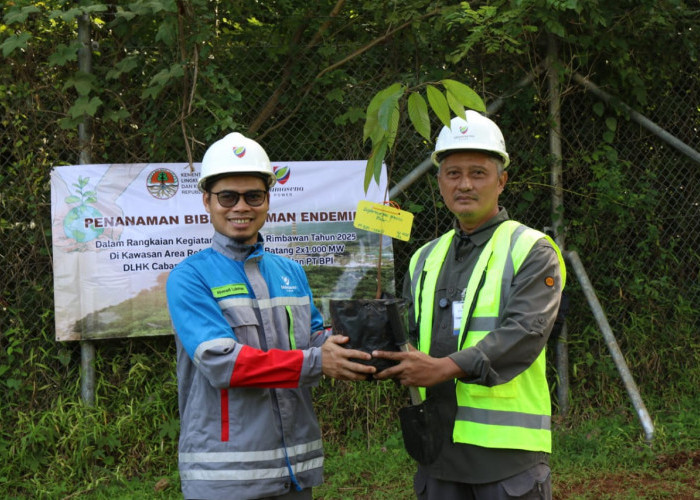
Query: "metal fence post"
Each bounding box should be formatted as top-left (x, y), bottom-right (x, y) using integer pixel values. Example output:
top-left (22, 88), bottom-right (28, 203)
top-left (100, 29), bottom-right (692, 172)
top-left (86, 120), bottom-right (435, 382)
top-left (78, 12), bottom-right (96, 406)
top-left (547, 36), bottom-right (569, 416)
top-left (565, 251), bottom-right (655, 443)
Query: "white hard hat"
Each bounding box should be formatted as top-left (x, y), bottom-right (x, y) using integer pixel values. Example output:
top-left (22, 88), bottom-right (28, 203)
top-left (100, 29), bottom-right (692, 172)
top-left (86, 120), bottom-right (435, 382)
top-left (431, 111), bottom-right (510, 168)
top-left (198, 132), bottom-right (276, 192)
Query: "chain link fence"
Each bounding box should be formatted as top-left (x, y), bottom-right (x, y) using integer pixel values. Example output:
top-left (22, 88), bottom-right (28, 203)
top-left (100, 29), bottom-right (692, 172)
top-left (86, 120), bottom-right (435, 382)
top-left (1, 31), bottom-right (698, 415)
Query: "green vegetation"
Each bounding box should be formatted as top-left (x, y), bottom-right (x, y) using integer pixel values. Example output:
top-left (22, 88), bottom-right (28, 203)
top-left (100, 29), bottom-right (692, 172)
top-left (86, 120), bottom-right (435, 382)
top-left (2, 352), bottom-right (697, 498)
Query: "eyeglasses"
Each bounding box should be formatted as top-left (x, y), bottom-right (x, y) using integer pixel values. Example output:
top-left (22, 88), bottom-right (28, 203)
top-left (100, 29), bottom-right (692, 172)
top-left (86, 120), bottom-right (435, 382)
top-left (209, 190), bottom-right (268, 207)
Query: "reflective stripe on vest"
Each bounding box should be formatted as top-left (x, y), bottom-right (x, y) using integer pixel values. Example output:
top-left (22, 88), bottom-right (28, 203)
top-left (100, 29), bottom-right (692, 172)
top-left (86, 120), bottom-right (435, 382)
top-left (408, 221), bottom-right (565, 453)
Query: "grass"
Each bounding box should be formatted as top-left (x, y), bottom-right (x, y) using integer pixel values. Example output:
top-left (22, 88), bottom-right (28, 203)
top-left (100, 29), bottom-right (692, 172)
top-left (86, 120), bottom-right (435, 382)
top-left (38, 395), bottom-right (698, 500)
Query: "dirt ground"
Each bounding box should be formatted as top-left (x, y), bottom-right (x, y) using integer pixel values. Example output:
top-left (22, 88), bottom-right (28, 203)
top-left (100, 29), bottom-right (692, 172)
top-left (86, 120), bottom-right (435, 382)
top-left (554, 450), bottom-right (700, 499)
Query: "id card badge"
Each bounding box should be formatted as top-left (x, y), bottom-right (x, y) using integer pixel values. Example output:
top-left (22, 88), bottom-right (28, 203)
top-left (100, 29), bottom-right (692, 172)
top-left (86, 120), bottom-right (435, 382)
top-left (452, 300), bottom-right (463, 336)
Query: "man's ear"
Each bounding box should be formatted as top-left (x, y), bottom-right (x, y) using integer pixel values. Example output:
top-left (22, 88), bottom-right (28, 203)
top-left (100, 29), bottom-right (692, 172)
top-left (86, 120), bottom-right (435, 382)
top-left (202, 192), bottom-right (211, 213)
top-left (498, 171), bottom-right (508, 193)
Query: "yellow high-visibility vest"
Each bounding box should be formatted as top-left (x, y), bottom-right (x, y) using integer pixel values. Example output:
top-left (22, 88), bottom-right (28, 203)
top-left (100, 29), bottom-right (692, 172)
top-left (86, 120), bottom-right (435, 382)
top-left (408, 221), bottom-right (565, 452)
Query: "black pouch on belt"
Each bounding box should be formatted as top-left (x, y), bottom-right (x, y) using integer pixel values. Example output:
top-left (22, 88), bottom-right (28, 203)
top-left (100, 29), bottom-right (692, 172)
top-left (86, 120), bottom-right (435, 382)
top-left (398, 396), bottom-right (443, 466)
top-left (384, 301), bottom-right (444, 466)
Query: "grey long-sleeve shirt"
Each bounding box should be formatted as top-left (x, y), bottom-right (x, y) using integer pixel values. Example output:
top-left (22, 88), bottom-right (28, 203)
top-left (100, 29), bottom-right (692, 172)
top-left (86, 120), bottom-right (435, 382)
top-left (403, 208), bottom-right (564, 484)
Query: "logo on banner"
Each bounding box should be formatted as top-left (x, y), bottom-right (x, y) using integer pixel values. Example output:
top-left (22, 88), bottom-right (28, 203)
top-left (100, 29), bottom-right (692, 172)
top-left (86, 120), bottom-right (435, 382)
top-left (146, 168), bottom-right (179, 200)
top-left (274, 165), bottom-right (290, 185)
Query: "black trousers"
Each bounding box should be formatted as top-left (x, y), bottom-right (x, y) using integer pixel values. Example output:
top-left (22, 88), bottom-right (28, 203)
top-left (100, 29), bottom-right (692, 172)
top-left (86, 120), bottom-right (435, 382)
top-left (415, 463), bottom-right (551, 500)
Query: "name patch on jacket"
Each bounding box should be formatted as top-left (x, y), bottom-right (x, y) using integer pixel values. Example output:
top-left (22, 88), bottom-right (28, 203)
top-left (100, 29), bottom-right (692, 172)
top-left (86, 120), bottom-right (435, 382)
top-left (211, 283), bottom-right (249, 298)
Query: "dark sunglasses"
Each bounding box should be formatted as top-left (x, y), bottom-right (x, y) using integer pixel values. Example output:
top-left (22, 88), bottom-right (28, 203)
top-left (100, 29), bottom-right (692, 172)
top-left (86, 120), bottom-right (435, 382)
top-left (209, 189), bottom-right (268, 207)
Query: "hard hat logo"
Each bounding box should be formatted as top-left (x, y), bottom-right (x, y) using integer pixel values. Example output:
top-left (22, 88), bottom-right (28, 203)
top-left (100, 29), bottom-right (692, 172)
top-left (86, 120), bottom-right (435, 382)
top-left (459, 125), bottom-right (468, 134)
top-left (233, 146), bottom-right (246, 158)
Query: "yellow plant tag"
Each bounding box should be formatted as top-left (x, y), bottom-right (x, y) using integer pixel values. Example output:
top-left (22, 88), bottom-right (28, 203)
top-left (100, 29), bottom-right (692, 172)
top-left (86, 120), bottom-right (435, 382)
top-left (353, 200), bottom-right (414, 241)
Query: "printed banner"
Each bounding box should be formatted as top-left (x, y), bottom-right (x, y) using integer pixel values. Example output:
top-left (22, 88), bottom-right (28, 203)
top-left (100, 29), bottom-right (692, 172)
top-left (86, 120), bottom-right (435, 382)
top-left (51, 161), bottom-right (393, 341)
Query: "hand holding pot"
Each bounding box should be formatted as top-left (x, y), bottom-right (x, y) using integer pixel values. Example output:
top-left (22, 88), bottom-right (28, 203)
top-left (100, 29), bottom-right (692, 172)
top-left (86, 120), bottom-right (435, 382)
top-left (372, 346), bottom-right (464, 387)
top-left (322, 335), bottom-right (377, 381)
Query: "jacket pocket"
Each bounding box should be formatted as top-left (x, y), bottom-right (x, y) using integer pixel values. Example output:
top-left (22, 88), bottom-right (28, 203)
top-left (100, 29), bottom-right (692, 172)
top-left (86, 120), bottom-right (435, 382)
top-left (465, 378), bottom-right (518, 399)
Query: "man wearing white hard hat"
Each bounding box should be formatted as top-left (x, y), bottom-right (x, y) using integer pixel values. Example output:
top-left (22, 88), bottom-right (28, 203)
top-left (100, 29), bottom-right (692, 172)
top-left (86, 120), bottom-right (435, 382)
top-left (374, 111), bottom-right (566, 500)
top-left (166, 133), bottom-right (376, 500)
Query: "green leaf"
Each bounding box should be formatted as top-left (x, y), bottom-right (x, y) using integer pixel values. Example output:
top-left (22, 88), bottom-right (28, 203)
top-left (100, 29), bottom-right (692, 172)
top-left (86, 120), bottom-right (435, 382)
top-left (364, 138), bottom-right (388, 193)
top-left (326, 88), bottom-right (345, 103)
top-left (385, 106), bottom-right (400, 150)
top-left (48, 42), bottom-right (80, 67)
top-left (155, 19), bottom-right (177, 46)
top-left (58, 116), bottom-right (82, 130)
top-left (64, 71), bottom-right (96, 96)
top-left (366, 83), bottom-right (404, 117)
top-left (115, 7), bottom-right (137, 21)
top-left (104, 108), bottom-right (130, 122)
top-left (363, 83), bottom-right (403, 143)
top-left (362, 110), bottom-right (379, 144)
top-left (407, 92), bottom-right (430, 140)
top-left (106, 56), bottom-right (140, 80)
top-left (334, 107), bottom-right (365, 126)
top-left (605, 117), bottom-right (617, 132)
top-left (6, 378), bottom-right (21, 390)
top-left (425, 85), bottom-right (451, 128)
top-left (364, 155), bottom-right (377, 193)
top-left (149, 64), bottom-right (185, 87)
top-left (68, 96), bottom-right (103, 118)
top-left (84, 4), bottom-right (109, 14)
top-left (142, 64), bottom-right (185, 99)
top-left (377, 94), bottom-right (399, 133)
top-left (52, 7), bottom-right (83, 23)
top-left (441, 79), bottom-right (486, 112)
top-left (1, 33), bottom-right (31, 58)
top-left (4, 5), bottom-right (40, 24)
top-left (446, 90), bottom-right (465, 120)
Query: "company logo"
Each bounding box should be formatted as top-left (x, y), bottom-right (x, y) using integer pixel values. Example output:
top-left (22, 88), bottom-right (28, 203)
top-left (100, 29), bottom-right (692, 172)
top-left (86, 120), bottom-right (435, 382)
top-left (280, 275), bottom-right (297, 292)
top-left (274, 165), bottom-right (291, 185)
top-left (146, 168), bottom-right (179, 200)
top-left (233, 146), bottom-right (246, 158)
top-left (459, 125), bottom-right (469, 134)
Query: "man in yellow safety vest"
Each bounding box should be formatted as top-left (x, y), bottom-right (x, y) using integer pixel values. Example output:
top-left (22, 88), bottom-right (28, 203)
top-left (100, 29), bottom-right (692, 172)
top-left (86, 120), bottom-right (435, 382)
top-left (373, 111), bottom-right (566, 500)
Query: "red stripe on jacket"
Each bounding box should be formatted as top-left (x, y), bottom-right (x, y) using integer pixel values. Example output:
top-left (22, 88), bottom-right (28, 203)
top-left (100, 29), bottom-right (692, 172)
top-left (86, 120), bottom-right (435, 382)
top-left (220, 389), bottom-right (229, 441)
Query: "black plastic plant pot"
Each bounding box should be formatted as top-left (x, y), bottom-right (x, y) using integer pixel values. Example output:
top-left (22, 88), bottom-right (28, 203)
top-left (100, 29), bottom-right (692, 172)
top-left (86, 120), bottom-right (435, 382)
top-left (329, 298), bottom-right (407, 375)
